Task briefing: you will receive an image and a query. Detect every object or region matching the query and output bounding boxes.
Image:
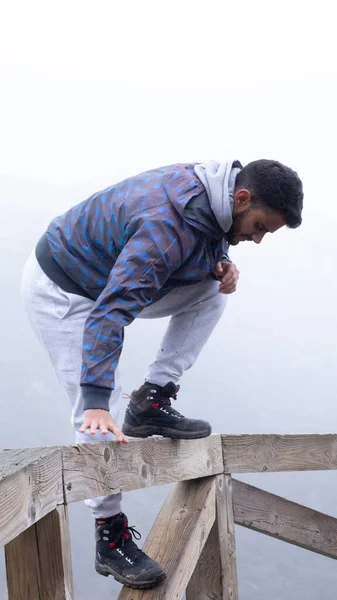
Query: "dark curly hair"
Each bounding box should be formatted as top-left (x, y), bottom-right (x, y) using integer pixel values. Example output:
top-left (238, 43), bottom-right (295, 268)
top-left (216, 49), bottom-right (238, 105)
top-left (235, 160), bottom-right (303, 228)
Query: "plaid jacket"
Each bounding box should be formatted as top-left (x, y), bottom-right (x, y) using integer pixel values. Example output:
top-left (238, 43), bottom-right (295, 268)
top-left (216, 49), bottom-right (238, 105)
top-left (46, 163), bottom-right (229, 395)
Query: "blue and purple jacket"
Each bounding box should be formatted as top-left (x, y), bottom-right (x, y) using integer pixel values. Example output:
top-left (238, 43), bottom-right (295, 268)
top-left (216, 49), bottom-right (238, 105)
top-left (38, 163), bottom-right (230, 409)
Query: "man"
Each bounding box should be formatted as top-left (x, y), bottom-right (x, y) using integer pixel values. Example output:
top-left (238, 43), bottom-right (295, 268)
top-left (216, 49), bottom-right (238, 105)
top-left (21, 159), bottom-right (303, 589)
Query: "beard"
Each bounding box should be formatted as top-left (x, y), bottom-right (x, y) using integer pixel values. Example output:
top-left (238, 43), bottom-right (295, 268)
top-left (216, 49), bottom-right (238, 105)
top-left (227, 209), bottom-right (250, 245)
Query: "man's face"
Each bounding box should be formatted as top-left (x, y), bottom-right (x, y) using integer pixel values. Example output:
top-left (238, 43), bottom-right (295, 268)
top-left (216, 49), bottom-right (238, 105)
top-left (227, 189), bottom-right (286, 246)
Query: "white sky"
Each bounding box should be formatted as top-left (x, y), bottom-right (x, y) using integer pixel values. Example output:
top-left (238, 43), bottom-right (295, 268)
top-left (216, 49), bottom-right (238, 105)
top-left (1, 0), bottom-right (336, 184)
top-left (1, 0), bottom-right (337, 434)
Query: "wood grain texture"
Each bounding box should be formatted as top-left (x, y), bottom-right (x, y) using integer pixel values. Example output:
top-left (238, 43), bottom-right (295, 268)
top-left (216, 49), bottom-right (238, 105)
top-left (0, 447), bottom-right (63, 546)
top-left (186, 520), bottom-right (222, 600)
top-left (5, 520), bottom-right (41, 599)
top-left (216, 475), bottom-right (238, 600)
top-left (222, 434), bottom-right (337, 473)
top-left (186, 474), bottom-right (238, 600)
top-left (232, 478), bottom-right (337, 559)
top-left (36, 505), bottom-right (74, 600)
top-left (5, 506), bottom-right (74, 600)
top-left (117, 477), bottom-right (217, 600)
top-left (63, 435), bottom-right (223, 503)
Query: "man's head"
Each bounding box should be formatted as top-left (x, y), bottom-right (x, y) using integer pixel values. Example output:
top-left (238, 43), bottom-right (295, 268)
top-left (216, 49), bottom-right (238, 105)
top-left (227, 160), bottom-right (303, 246)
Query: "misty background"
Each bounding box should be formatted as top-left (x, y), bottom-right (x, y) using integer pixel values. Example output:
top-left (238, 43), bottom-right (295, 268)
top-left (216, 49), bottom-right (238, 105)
top-left (1, 1), bottom-right (337, 598)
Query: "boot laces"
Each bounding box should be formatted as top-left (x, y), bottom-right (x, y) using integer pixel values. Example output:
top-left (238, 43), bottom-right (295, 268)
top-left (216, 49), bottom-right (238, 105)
top-left (148, 384), bottom-right (183, 416)
top-left (102, 519), bottom-right (144, 558)
top-left (120, 525), bottom-right (144, 558)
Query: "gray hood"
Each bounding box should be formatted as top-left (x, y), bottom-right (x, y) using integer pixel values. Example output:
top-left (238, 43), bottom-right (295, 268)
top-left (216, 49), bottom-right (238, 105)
top-left (194, 160), bottom-right (242, 233)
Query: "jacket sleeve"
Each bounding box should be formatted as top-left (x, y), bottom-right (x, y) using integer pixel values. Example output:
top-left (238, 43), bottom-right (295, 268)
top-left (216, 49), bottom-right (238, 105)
top-left (80, 220), bottom-right (185, 410)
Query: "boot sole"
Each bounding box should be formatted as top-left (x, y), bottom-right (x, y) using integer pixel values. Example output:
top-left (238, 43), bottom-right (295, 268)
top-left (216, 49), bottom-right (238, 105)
top-left (122, 423), bottom-right (212, 439)
top-left (95, 559), bottom-right (167, 588)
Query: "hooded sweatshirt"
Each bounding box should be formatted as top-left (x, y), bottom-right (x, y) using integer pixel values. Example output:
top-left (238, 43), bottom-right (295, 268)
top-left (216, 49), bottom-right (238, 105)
top-left (36, 161), bottom-right (241, 410)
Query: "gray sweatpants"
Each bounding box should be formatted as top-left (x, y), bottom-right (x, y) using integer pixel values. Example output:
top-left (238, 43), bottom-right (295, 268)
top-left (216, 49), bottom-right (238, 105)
top-left (21, 252), bottom-right (227, 518)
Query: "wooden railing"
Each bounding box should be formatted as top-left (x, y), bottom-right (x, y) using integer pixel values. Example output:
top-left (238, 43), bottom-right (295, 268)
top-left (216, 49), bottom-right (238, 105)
top-left (2, 434), bottom-right (337, 599)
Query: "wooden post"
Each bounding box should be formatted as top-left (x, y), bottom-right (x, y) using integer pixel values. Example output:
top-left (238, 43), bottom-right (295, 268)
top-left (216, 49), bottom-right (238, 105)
top-left (117, 476), bottom-right (216, 600)
top-left (0, 447), bottom-right (63, 547)
top-left (186, 474), bottom-right (239, 600)
top-left (5, 505), bottom-right (74, 600)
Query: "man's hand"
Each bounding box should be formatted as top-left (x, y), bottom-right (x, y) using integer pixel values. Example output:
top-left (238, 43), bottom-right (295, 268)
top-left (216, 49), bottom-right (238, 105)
top-left (213, 261), bottom-right (240, 294)
top-left (80, 409), bottom-right (129, 443)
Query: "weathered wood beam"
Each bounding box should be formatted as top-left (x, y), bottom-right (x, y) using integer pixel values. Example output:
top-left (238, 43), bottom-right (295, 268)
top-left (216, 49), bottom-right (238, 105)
top-left (216, 474), bottom-right (239, 599)
top-left (5, 505), bottom-right (74, 600)
top-left (186, 474), bottom-right (239, 600)
top-left (0, 447), bottom-right (63, 546)
top-left (62, 435), bottom-right (223, 503)
top-left (222, 434), bottom-right (337, 473)
top-left (117, 476), bottom-right (217, 600)
top-left (232, 478), bottom-right (337, 559)
top-left (2, 433), bottom-right (337, 552)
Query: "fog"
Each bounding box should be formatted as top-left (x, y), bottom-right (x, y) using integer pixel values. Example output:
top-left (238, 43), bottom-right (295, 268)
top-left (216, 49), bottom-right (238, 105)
top-left (1, 1), bottom-right (337, 598)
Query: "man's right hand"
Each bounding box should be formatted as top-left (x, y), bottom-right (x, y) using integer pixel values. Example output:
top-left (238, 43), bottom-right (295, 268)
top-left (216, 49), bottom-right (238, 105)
top-left (80, 409), bottom-right (128, 443)
top-left (213, 261), bottom-right (240, 294)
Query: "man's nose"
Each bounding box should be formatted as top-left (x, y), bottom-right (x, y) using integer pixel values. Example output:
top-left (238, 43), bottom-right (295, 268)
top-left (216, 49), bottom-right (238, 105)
top-left (253, 232), bottom-right (266, 244)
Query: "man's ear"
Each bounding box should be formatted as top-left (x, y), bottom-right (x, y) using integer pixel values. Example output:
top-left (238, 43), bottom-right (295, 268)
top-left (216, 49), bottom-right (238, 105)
top-left (233, 188), bottom-right (252, 214)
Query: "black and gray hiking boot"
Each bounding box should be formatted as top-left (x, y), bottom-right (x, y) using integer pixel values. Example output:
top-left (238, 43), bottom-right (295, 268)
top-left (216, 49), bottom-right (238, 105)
top-left (122, 381), bottom-right (211, 439)
top-left (95, 513), bottom-right (166, 589)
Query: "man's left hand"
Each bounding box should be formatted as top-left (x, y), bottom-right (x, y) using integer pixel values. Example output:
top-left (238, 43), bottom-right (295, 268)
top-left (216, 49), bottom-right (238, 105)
top-left (213, 261), bottom-right (240, 294)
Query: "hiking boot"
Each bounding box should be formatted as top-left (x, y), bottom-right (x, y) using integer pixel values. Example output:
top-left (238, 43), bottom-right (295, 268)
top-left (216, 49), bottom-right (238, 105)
top-left (122, 381), bottom-right (211, 439)
top-left (95, 513), bottom-right (166, 589)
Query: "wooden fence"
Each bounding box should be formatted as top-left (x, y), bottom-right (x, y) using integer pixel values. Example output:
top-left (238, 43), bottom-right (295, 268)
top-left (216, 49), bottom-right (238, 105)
top-left (2, 433), bottom-right (337, 599)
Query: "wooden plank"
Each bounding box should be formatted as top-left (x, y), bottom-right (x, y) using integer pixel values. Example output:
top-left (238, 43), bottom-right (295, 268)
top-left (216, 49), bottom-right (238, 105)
top-left (186, 474), bottom-right (238, 600)
top-left (222, 434), bottom-right (337, 473)
top-left (216, 475), bottom-right (238, 600)
top-left (63, 435), bottom-right (223, 503)
top-left (5, 505), bottom-right (74, 600)
top-left (186, 518), bottom-right (222, 599)
top-left (0, 446), bottom-right (61, 480)
top-left (0, 447), bottom-right (63, 547)
top-left (36, 505), bottom-right (74, 599)
top-left (5, 519), bottom-right (41, 599)
top-left (117, 476), bottom-right (217, 600)
top-left (232, 478), bottom-right (337, 559)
